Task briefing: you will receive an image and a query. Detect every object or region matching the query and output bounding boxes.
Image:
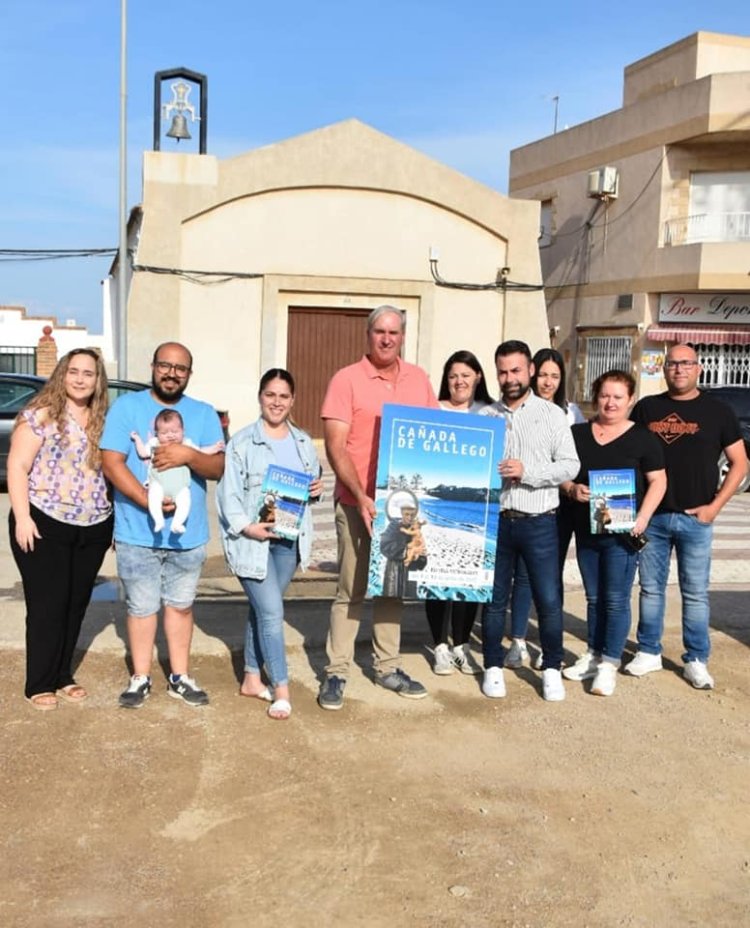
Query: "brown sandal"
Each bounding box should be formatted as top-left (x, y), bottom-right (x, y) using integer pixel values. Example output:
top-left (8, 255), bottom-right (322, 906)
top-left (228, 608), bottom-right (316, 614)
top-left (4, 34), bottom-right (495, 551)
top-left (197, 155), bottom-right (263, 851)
top-left (26, 692), bottom-right (58, 711)
top-left (57, 684), bottom-right (88, 704)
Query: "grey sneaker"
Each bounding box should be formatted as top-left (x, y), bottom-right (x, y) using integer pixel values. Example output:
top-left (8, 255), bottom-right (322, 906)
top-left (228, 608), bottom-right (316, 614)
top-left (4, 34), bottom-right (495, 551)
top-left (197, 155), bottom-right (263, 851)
top-left (375, 668), bottom-right (427, 699)
top-left (119, 674), bottom-right (152, 709)
top-left (505, 638), bottom-right (529, 669)
top-left (318, 675), bottom-right (346, 710)
top-left (166, 674), bottom-right (209, 707)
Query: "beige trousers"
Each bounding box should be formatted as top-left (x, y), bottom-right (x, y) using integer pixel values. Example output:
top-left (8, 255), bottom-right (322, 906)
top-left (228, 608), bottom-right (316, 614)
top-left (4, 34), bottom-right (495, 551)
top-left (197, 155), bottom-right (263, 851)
top-left (325, 501), bottom-right (402, 677)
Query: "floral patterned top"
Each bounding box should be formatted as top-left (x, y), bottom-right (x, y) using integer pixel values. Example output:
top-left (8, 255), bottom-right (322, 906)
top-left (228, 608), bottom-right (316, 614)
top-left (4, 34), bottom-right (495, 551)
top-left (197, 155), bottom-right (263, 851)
top-left (25, 408), bottom-right (111, 525)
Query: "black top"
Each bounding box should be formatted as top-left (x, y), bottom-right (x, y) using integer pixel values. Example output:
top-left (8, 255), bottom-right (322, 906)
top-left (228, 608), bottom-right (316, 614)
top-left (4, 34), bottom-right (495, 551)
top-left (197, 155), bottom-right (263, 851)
top-left (570, 422), bottom-right (664, 535)
top-left (631, 391), bottom-right (742, 512)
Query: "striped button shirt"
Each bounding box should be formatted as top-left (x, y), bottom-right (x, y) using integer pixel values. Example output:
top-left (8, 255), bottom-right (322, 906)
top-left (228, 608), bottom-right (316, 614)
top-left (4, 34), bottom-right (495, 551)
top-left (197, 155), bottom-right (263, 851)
top-left (480, 391), bottom-right (580, 513)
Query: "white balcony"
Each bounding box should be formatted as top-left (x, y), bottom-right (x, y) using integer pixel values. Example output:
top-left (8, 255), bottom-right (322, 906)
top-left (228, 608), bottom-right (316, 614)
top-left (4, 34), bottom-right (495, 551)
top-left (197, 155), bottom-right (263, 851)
top-left (664, 212), bottom-right (750, 246)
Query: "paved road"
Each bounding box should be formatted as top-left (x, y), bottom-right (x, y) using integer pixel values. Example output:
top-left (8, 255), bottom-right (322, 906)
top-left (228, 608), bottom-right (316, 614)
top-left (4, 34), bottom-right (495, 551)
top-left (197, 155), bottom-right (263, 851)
top-left (307, 466), bottom-right (750, 585)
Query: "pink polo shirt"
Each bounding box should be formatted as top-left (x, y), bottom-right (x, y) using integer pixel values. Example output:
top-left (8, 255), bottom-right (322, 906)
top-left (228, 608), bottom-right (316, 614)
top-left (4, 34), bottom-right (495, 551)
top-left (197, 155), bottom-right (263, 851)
top-left (321, 355), bottom-right (439, 505)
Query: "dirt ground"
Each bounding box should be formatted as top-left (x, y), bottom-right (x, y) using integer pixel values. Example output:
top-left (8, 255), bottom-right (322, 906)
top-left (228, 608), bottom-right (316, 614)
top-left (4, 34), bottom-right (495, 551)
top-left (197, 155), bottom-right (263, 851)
top-left (1, 588), bottom-right (748, 928)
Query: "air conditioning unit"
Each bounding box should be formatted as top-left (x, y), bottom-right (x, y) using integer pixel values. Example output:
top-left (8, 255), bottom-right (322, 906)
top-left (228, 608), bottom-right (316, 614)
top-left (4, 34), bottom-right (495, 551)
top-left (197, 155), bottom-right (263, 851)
top-left (587, 166), bottom-right (619, 199)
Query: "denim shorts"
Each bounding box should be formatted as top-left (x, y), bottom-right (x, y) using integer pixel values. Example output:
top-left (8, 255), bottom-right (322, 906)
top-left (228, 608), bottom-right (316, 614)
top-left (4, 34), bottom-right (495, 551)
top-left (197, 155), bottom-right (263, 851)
top-left (116, 542), bottom-right (207, 617)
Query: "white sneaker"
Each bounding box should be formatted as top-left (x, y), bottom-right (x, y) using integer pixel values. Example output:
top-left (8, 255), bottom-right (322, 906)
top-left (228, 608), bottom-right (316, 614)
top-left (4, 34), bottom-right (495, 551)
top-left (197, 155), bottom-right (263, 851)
top-left (562, 650), bottom-right (600, 681)
top-left (590, 661), bottom-right (618, 697)
top-left (542, 668), bottom-right (565, 701)
top-left (482, 666), bottom-right (506, 698)
top-left (452, 643), bottom-right (482, 675)
top-left (624, 651), bottom-right (663, 677)
top-left (532, 650), bottom-right (544, 671)
top-left (684, 659), bottom-right (714, 690)
top-left (432, 643), bottom-right (455, 676)
top-left (504, 638), bottom-right (529, 669)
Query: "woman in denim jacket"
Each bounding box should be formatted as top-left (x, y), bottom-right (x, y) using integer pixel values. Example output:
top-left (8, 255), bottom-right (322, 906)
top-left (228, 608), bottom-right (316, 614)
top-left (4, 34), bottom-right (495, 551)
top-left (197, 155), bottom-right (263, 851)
top-left (216, 369), bottom-right (322, 720)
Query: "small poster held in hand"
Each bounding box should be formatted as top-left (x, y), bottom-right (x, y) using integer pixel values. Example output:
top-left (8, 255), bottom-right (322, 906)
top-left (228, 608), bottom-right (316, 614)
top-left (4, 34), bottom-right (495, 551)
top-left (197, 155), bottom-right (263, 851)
top-left (257, 465), bottom-right (313, 540)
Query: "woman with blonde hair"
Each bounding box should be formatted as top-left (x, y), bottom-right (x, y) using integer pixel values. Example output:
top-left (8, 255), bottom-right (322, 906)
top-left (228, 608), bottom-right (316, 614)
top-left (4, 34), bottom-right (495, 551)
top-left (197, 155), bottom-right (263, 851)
top-left (8, 348), bottom-right (113, 710)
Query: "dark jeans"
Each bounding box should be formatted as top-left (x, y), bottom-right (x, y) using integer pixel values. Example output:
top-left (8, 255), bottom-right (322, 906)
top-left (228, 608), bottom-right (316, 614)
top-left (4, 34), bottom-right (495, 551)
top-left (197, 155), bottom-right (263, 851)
top-left (10, 506), bottom-right (113, 698)
top-left (576, 533), bottom-right (638, 662)
top-left (425, 600), bottom-right (478, 647)
top-left (509, 501), bottom-right (575, 638)
top-left (482, 512), bottom-right (563, 670)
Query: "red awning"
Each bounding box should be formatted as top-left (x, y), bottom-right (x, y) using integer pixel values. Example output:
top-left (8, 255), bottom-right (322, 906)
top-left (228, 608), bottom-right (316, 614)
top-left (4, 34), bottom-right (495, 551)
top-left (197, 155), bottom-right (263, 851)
top-left (646, 325), bottom-right (750, 345)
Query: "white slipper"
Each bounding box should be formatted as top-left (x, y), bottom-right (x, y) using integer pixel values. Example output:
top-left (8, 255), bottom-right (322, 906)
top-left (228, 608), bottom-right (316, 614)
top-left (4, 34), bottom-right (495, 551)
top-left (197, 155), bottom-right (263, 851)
top-left (267, 698), bottom-right (291, 720)
top-left (239, 686), bottom-right (273, 702)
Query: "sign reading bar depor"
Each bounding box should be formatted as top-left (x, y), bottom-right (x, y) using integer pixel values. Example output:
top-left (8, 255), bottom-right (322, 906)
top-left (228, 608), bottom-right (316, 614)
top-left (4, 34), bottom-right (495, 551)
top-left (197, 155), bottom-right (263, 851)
top-left (659, 293), bottom-right (750, 324)
top-left (367, 404), bottom-right (505, 602)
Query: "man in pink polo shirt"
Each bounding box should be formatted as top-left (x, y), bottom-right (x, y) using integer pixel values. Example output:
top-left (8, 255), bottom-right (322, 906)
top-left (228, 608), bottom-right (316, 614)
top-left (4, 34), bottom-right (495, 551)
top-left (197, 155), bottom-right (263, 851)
top-left (318, 306), bottom-right (439, 710)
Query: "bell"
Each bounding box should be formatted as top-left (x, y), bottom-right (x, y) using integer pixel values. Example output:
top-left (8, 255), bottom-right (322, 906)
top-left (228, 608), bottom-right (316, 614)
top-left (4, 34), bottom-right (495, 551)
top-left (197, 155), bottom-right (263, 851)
top-left (166, 114), bottom-right (191, 141)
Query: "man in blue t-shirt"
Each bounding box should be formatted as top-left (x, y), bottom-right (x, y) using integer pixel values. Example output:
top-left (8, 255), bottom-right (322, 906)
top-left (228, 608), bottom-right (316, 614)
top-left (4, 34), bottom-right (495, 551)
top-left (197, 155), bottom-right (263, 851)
top-left (101, 342), bottom-right (225, 709)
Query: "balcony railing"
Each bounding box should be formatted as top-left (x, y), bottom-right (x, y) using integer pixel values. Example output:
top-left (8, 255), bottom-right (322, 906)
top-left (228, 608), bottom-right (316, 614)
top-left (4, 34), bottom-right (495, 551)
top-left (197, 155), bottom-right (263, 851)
top-left (663, 212), bottom-right (750, 245)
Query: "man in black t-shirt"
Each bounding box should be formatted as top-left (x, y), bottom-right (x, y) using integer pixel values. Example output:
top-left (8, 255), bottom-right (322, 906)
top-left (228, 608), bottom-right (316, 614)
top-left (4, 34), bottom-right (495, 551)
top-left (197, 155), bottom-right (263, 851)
top-left (628, 344), bottom-right (747, 689)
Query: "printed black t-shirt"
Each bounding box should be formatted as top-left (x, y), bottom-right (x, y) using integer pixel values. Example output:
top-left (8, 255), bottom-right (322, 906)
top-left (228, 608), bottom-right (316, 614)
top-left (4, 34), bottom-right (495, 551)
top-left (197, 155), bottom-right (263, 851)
top-left (631, 391), bottom-right (741, 512)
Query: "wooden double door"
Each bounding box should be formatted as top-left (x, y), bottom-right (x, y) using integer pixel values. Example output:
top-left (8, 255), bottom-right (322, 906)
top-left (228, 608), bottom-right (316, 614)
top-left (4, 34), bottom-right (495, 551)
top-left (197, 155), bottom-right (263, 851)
top-left (286, 306), bottom-right (370, 438)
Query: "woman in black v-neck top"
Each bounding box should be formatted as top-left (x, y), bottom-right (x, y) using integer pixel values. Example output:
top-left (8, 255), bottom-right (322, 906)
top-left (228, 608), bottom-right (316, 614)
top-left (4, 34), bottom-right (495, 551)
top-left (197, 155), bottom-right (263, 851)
top-left (559, 371), bottom-right (666, 697)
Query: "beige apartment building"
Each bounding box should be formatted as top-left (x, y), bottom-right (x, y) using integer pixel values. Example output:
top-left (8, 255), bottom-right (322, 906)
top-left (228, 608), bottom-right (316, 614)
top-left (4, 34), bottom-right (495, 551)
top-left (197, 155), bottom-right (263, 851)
top-left (115, 119), bottom-right (547, 434)
top-left (509, 31), bottom-right (750, 406)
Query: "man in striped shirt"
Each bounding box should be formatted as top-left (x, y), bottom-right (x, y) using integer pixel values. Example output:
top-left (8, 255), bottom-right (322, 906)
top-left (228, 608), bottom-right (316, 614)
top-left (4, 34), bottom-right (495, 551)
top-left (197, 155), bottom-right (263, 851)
top-left (480, 340), bottom-right (579, 701)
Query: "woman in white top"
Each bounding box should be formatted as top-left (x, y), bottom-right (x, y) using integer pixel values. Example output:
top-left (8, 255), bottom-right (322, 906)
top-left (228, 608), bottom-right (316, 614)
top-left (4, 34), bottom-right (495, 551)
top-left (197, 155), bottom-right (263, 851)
top-left (426, 350), bottom-right (493, 676)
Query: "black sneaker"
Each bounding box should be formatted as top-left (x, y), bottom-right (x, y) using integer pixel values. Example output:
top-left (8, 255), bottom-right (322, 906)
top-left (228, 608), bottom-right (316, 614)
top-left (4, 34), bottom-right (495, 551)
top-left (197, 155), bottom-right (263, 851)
top-left (318, 675), bottom-right (346, 711)
top-left (119, 674), bottom-right (152, 709)
top-left (375, 668), bottom-right (428, 699)
top-left (167, 674), bottom-right (209, 707)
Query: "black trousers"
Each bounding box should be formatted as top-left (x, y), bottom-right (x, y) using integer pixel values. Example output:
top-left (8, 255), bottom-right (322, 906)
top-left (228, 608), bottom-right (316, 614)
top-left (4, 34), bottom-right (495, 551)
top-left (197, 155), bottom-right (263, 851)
top-left (424, 600), bottom-right (478, 647)
top-left (9, 506), bottom-right (113, 698)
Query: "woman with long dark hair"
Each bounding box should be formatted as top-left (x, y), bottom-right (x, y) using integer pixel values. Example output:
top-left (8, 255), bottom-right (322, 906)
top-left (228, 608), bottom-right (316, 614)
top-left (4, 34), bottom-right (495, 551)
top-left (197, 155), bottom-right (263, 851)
top-left (8, 348), bottom-right (113, 710)
top-left (217, 369), bottom-right (322, 720)
top-left (426, 350), bottom-right (493, 675)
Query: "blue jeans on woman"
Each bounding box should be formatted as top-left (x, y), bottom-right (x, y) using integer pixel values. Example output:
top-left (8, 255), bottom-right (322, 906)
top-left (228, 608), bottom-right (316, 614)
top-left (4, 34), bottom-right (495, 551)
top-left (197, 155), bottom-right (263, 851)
top-left (576, 533), bottom-right (638, 662)
top-left (637, 512), bottom-right (712, 663)
top-left (483, 513), bottom-right (563, 670)
top-left (239, 539), bottom-right (299, 687)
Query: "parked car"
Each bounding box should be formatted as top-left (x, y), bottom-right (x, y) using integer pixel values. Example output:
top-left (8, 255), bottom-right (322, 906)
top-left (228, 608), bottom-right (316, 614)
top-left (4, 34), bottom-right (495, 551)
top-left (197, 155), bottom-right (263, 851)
top-left (705, 386), bottom-right (750, 493)
top-left (0, 372), bottom-right (229, 485)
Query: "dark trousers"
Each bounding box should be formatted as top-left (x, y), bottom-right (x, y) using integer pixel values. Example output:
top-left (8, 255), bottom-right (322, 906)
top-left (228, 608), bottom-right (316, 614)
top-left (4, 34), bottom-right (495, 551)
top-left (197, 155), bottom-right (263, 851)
top-left (425, 600), bottom-right (478, 647)
top-left (10, 506), bottom-right (113, 698)
top-left (482, 512), bottom-right (563, 670)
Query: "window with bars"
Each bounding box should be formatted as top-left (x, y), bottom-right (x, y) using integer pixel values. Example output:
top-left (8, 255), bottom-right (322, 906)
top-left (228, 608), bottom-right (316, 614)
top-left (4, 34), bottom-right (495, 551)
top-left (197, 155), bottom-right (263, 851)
top-left (694, 343), bottom-right (750, 386)
top-left (583, 336), bottom-right (633, 396)
top-left (0, 347), bottom-right (36, 374)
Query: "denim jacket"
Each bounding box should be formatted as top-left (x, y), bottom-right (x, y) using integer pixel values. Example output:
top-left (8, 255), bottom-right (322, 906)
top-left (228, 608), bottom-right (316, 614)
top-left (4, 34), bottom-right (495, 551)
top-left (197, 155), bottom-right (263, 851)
top-left (216, 419), bottom-right (321, 579)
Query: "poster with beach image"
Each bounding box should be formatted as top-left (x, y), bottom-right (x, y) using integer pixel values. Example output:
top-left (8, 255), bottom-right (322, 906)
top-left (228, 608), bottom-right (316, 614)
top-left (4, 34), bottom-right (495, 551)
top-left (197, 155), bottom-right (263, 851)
top-left (367, 404), bottom-right (505, 602)
top-left (257, 464), bottom-right (312, 541)
top-left (588, 468), bottom-right (636, 534)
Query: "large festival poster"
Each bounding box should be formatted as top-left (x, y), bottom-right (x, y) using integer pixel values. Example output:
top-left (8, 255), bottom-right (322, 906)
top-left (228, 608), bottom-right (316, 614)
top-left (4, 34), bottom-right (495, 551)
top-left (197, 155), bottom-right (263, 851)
top-left (367, 404), bottom-right (506, 602)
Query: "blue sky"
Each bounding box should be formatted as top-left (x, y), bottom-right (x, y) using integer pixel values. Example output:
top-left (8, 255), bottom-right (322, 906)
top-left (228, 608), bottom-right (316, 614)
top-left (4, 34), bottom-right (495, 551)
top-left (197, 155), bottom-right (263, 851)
top-left (1, 1), bottom-right (747, 332)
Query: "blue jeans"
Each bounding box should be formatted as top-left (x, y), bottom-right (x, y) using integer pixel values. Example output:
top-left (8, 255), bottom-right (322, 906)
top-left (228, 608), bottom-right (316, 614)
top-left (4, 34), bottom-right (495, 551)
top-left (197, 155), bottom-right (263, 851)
top-left (483, 513), bottom-right (563, 669)
top-left (509, 503), bottom-right (574, 638)
top-left (239, 539), bottom-right (299, 687)
top-left (637, 512), bottom-right (712, 663)
top-left (576, 534), bottom-right (638, 662)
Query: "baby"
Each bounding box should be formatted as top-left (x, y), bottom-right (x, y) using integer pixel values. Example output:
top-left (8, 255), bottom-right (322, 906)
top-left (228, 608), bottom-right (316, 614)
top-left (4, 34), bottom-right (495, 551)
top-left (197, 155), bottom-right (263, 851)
top-left (131, 409), bottom-right (224, 535)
